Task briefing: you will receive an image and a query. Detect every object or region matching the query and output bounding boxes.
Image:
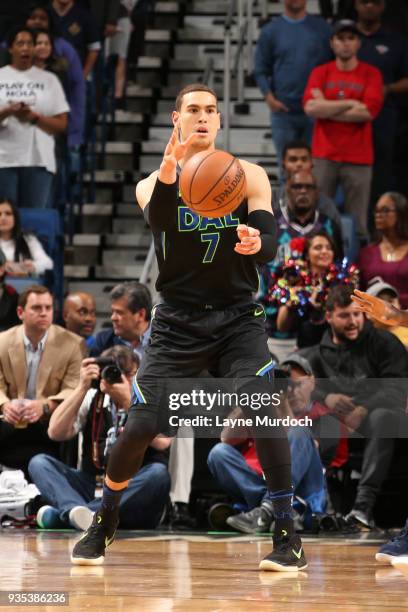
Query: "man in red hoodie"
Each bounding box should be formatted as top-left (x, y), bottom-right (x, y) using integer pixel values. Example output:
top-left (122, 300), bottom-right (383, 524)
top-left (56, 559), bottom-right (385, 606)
top-left (303, 20), bottom-right (383, 239)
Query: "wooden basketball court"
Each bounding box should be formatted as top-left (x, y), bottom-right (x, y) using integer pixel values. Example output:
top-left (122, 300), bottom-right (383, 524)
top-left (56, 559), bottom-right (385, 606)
top-left (1, 530), bottom-right (407, 610)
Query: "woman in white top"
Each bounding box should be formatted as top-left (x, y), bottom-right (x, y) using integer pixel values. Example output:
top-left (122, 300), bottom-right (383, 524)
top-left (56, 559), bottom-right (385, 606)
top-left (0, 198), bottom-right (53, 276)
top-left (0, 26), bottom-right (69, 208)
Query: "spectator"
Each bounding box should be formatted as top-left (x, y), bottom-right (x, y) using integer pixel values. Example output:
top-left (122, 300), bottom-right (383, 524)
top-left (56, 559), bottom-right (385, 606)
top-left (358, 192), bottom-right (408, 308)
top-left (0, 197), bottom-right (53, 277)
top-left (355, 0), bottom-right (408, 210)
top-left (49, 0), bottom-right (101, 79)
top-left (306, 284), bottom-right (407, 528)
top-left (26, 4), bottom-right (86, 149)
top-left (273, 140), bottom-right (341, 227)
top-left (63, 291), bottom-right (96, 347)
top-left (365, 278), bottom-right (408, 348)
top-left (259, 170), bottom-right (343, 361)
top-left (29, 347), bottom-right (171, 530)
top-left (90, 281), bottom-right (151, 361)
top-left (0, 248), bottom-right (19, 331)
top-left (276, 231), bottom-right (341, 348)
top-left (80, 1), bottom-right (121, 40)
top-left (0, 27), bottom-right (69, 208)
top-left (319, 0), bottom-right (354, 21)
top-left (105, 1), bottom-right (138, 108)
top-left (0, 1), bottom-right (42, 41)
top-left (208, 355), bottom-right (326, 534)
top-left (254, 0), bottom-right (332, 179)
top-left (0, 285), bottom-right (84, 474)
top-left (303, 19), bottom-right (383, 239)
top-left (319, 1), bottom-right (408, 35)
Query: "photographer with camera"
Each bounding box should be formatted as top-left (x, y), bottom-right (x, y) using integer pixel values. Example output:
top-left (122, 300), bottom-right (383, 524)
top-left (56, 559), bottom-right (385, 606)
top-left (28, 346), bottom-right (171, 530)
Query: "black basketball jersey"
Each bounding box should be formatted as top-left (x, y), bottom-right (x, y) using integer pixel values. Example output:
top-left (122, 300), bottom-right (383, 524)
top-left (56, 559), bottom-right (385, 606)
top-left (149, 177), bottom-right (259, 306)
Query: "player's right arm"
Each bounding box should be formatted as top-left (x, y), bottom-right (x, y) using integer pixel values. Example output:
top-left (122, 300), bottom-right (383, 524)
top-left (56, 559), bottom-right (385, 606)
top-left (135, 125), bottom-right (200, 230)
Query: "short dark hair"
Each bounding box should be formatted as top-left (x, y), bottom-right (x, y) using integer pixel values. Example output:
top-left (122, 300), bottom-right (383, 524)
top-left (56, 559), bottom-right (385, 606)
top-left (282, 140), bottom-right (312, 160)
top-left (325, 284), bottom-right (354, 312)
top-left (18, 285), bottom-right (52, 309)
top-left (175, 83), bottom-right (218, 112)
top-left (101, 345), bottom-right (140, 374)
top-left (6, 25), bottom-right (34, 48)
top-left (110, 282), bottom-right (152, 321)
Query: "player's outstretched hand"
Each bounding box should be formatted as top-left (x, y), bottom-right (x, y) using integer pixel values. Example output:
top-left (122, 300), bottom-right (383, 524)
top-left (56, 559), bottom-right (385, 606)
top-left (235, 224), bottom-right (261, 256)
top-left (351, 289), bottom-right (401, 326)
top-left (159, 125), bottom-right (201, 183)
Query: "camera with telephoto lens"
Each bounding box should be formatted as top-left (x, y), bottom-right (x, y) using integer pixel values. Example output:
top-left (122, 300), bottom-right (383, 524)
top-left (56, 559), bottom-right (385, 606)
top-left (91, 357), bottom-right (123, 388)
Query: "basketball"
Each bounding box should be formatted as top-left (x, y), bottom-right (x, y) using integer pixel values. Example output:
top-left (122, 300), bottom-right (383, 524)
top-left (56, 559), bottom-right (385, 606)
top-left (179, 149), bottom-right (247, 218)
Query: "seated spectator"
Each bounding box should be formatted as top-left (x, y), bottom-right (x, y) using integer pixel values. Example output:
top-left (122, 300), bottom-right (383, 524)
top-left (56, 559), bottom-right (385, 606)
top-left (29, 347), bottom-right (171, 530)
top-left (91, 282), bottom-right (151, 361)
top-left (358, 192), bottom-right (408, 308)
top-left (0, 285), bottom-right (84, 474)
top-left (306, 284), bottom-right (407, 528)
top-left (0, 198), bottom-right (53, 277)
top-left (63, 291), bottom-right (97, 348)
top-left (259, 170), bottom-right (343, 361)
top-left (0, 27), bottom-right (69, 208)
top-left (105, 1), bottom-right (138, 108)
top-left (365, 278), bottom-right (408, 349)
top-left (49, 0), bottom-right (101, 79)
top-left (303, 19), bottom-right (383, 239)
top-left (208, 355), bottom-right (327, 534)
top-left (0, 248), bottom-right (19, 331)
top-left (26, 4), bottom-right (86, 149)
top-left (273, 141), bottom-right (341, 227)
top-left (276, 231), bottom-right (358, 348)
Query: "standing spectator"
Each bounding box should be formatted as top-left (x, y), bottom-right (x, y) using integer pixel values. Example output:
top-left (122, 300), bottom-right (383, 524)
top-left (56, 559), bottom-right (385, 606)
top-left (105, 1), bottom-right (138, 107)
top-left (0, 198), bottom-right (53, 277)
top-left (0, 27), bottom-right (69, 208)
top-left (307, 284), bottom-right (407, 528)
top-left (355, 0), bottom-right (408, 207)
top-left (358, 192), bottom-right (408, 308)
top-left (90, 281), bottom-right (151, 361)
top-left (273, 140), bottom-right (341, 227)
top-left (0, 248), bottom-right (19, 332)
top-left (49, 0), bottom-right (101, 79)
top-left (63, 291), bottom-right (97, 347)
top-left (80, 1), bottom-right (121, 40)
top-left (26, 4), bottom-right (86, 149)
top-left (304, 20), bottom-right (383, 239)
top-left (0, 285), bottom-right (84, 474)
top-left (254, 0), bottom-right (332, 179)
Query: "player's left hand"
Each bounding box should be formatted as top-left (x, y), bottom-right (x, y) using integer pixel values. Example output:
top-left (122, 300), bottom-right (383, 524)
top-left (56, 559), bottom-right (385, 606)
top-left (234, 224), bottom-right (261, 256)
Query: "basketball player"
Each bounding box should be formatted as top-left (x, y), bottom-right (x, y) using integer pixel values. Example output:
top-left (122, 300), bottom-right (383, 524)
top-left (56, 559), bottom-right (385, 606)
top-left (71, 84), bottom-right (307, 571)
top-left (353, 288), bottom-right (408, 567)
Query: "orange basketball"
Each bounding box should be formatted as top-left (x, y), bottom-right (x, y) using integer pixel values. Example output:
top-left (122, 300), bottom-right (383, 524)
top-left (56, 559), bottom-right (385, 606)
top-left (179, 149), bottom-right (247, 218)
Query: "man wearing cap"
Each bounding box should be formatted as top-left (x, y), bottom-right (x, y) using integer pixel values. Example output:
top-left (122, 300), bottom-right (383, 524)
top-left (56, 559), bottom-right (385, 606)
top-left (303, 19), bottom-right (384, 239)
top-left (207, 355), bottom-right (327, 534)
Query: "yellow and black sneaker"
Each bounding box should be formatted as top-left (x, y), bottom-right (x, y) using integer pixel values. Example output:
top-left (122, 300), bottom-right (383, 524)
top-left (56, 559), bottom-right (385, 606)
top-left (259, 533), bottom-right (307, 572)
top-left (70, 511), bottom-right (118, 566)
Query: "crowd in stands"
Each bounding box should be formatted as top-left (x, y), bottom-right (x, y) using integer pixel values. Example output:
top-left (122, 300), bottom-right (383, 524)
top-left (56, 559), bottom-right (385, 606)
top-left (0, 0), bottom-right (407, 537)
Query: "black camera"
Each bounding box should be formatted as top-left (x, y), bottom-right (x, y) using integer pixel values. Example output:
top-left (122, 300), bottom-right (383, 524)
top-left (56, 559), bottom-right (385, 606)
top-left (91, 357), bottom-right (123, 388)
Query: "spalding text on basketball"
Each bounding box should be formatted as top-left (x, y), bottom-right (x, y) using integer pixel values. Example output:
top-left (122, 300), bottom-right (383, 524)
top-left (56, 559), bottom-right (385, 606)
top-left (212, 165), bottom-right (245, 206)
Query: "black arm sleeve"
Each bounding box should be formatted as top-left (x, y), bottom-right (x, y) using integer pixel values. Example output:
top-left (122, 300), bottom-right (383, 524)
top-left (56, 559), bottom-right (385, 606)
top-left (247, 209), bottom-right (278, 264)
top-left (145, 178), bottom-right (178, 232)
